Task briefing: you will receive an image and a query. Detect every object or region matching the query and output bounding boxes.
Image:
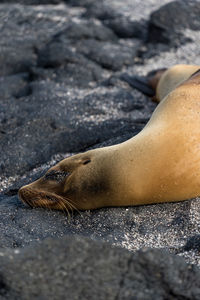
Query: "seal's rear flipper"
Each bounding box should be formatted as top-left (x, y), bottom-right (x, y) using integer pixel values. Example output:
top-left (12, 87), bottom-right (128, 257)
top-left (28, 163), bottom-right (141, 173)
top-left (120, 74), bottom-right (155, 97)
top-left (120, 68), bottom-right (167, 98)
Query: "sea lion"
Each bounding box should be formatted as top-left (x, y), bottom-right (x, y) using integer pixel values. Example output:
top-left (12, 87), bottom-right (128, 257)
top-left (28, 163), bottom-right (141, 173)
top-left (18, 65), bottom-right (200, 212)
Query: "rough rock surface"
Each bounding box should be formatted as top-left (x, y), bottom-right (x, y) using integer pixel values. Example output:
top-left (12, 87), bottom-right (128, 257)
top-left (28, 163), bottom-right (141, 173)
top-left (1, 0), bottom-right (200, 298)
top-left (148, 0), bottom-right (200, 45)
top-left (1, 236), bottom-right (200, 300)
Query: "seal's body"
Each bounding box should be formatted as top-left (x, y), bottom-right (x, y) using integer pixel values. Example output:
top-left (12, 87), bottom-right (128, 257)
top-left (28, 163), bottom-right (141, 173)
top-left (19, 65), bottom-right (200, 212)
top-left (155, 64), bottom-right (200, 102)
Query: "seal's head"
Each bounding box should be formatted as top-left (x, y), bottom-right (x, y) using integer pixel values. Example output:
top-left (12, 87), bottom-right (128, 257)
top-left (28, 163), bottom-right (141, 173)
top-left (18, 148), bottom-right (120, 212)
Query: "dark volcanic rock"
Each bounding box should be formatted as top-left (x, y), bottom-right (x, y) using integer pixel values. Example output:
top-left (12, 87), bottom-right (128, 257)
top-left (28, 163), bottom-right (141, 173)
top-left (0, 73), bottom-right (30, 99)
top-left (58, 19), bottom-right (117, 42)
top-left (76, 39), bottom-right (138, 71)
top-left (0, 0), bottom-right (61, 3)
top-left (36, 47), bottom-right (104, 87)
top-left (105, 17), bottom-right (146, 39)
top-left (0, 187), bottom-right (198, 267)
top-left (83, 1), bottom-right (119, 21)
top-left (0, 236), bottom-right (200, 300)
top-left (36, 19), bottom-right (118, 85)
top-left (37, 19), bottom-right (117, 71)
top-left (0, 4), bottom-right (82, 76)
top-left (1, 2), bottom-right (200, 297)
top-left (0, 81), bottom-right (150, 177)
top-left (148, 0), bottom-right (200, 45)
top-left (0, 3), bottom-right (144, 177)
top-left (82, 1), bottom-right (146, 40)
top-left (0, 43), bottom-right (37, 77)
top-left (183, 235), bottom-right (200, 252)
top-left (37, 19), bottom-right (139, 75)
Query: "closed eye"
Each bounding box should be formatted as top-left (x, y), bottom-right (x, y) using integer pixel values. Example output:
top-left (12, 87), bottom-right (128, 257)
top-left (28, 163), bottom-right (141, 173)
top-left (83, 159), bottom-right (91, 165)
top-left (44, 170), bottom-right (70, 182)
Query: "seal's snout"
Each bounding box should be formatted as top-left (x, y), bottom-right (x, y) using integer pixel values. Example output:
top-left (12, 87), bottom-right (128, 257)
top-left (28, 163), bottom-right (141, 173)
top-left (18, 183), bottom-right (74, 211)
top-left (18, 186), bottom-right (47, 208)
top-left (18, 186), bottom-right (34, 207)
top-left (18, 186), bottom-right (26, 201)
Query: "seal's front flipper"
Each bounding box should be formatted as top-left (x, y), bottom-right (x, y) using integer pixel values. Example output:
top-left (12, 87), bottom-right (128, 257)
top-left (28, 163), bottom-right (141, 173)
top-left (120, 74), bottom-right (155, 97)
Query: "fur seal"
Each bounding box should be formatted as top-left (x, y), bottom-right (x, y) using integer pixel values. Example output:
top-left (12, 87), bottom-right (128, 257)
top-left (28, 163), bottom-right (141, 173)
top-left (18, 65), bottom-right (200, 212)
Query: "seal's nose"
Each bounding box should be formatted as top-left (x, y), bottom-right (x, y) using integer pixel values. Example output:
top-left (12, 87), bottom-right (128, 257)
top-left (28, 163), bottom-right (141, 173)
top-left (18, 186), bottom-right (32, 207)
top-left (18, 186), bottom-right (25, 200)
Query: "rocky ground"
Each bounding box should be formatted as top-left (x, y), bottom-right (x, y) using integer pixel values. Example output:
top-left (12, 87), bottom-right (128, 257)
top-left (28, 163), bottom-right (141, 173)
top-left (1, 0), bottom-right (200, 298)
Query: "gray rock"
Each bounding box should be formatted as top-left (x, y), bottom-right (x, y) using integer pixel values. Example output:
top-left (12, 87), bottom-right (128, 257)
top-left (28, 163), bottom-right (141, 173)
top-left (0, 4), bottom-right (83, 76)
top-left (1, 186), bottom-right (200, 268)
top-left (1, 2), bottom-right (200, 299)
top-left (0, 80), bottom-right (150, 177)
top-left (59, 19), bottom-right (117, 42)
top-left (0, 236), bottom-right (200, 300)
top-left (104, 17), bottom-right (146, 39)
top-left (147, 0), bottom-right (200, 45)
top-left (0, 3), bottom-right (144, 177)
top-left (36, 18), bottom-right (118, 86)
top-left (0, 43), bottom-right (37, 77)
top-left (77, 39), bottom-right (140, 71)
top-left (0, 0), bottom-right (61, 4)
top-left (0, 73), bottom-right (30, 100)
top-left (83, 1), bottom-right (120, 21)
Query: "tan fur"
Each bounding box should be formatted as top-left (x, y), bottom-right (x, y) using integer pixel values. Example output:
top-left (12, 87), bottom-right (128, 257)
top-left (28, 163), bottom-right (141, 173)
top-left (156, 64), bottom-right (200, 102)
top-left (18, 65), bottom-right (200, 211)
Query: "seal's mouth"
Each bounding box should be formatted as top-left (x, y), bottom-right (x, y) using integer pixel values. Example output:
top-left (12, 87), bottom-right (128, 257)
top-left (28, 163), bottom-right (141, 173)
top-left (18, 187), bottom-right (76, 214)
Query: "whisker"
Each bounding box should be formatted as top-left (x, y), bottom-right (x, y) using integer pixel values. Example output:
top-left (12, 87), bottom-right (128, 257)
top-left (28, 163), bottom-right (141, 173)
top-left (59, 200), bottom-right (71, 219)
top-left (21, 189), bottom-right (82, 222)
top-left (62, 197), bottom-right (77, 219)
top-left (59, 198), bottom-right (72, 221)
top-left (58, 202), bottom-right (67, 216)
top-left (44, 195), bottom-right (54, 212)
top-left (66, 197), bottom-right (83, 218)
top-left (26, 198), bottom-right (34, 208)
top-left (49, 194), bottom-right (69, 217)
top-left (64, 200), bottom-right (74, 219)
